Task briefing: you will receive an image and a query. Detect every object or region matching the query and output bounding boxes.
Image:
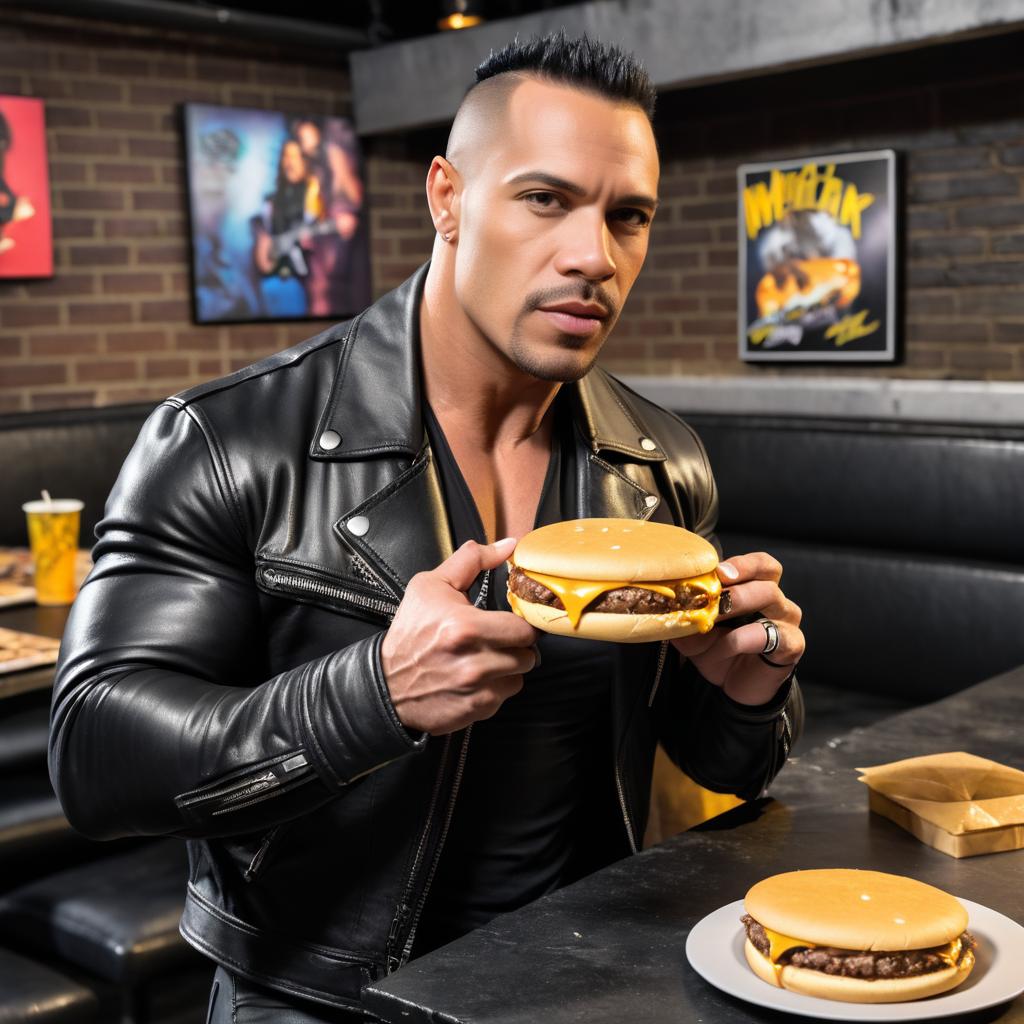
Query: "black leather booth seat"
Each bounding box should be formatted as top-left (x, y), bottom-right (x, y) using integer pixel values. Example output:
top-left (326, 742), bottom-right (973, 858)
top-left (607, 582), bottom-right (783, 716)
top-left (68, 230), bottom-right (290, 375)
top-left (0, 947), bottom-right (98, 1023)
top-left (1, 403), bottom-right (154, 547)
top-left (684, 412), bottom-right (1024, 752)
top-left (0, 701), bottom-right (49, 770)
top-left (0, 842), bottom-right (210, 1024)
top-left (0, 842), bottom-right (195, 987)
top-left (0, 694), bottom-right (107, 892)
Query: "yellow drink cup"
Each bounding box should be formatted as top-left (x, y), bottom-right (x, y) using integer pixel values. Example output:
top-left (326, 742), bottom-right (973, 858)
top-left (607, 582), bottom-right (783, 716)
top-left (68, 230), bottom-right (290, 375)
top-left (22, 499), bottom-right (84, 605)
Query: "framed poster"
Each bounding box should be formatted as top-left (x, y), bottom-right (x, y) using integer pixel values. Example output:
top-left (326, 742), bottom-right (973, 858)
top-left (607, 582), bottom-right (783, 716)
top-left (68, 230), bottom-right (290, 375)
top-left (738, 150), bottom-right (896, 362)
top-left (0, 95), bottom-right (53, 280)
top-left (184, 104), bottom-right (371, 324)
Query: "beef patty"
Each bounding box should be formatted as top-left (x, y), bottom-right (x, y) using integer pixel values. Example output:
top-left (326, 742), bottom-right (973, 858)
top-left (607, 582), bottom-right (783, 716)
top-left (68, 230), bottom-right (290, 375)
top-left (741, 915), bottom-right (975, 980)
top-left (508, 565), bottom-right (712, 615)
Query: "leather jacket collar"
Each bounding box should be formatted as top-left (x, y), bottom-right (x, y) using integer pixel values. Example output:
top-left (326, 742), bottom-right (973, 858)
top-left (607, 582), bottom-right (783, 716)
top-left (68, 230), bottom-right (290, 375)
top-left (310, 262), bottom-right (669, 465)
top-left (307, 262), bottom-right (670, 601)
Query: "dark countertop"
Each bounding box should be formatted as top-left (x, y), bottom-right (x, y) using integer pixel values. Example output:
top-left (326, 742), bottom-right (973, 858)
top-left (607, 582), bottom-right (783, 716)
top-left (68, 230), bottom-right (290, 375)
top-left (0, 603), bottom-right (69, 699)
top-left (364, 665), bottom-right (1024, 1024)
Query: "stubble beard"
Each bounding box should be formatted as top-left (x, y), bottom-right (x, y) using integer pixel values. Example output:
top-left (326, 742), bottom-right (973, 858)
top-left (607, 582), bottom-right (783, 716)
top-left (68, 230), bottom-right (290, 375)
top-left (505, 311), bottom-right (612, 383)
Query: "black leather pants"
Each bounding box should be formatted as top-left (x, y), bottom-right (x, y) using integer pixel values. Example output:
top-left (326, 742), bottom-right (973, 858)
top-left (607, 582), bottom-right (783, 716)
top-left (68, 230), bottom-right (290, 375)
top-left (206, 966), bottom-right (381, 1023)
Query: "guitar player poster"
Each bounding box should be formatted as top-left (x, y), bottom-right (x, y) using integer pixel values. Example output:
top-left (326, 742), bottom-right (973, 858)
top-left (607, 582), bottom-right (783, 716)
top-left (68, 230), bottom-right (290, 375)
top-left (184, 103), bottom-right (370, 324)
top-left (738, 150), bottom-right (896, 362)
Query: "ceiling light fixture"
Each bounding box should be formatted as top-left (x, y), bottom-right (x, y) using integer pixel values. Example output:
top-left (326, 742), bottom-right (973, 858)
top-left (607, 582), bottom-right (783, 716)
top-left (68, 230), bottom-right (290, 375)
top-left (438, 0), bottom-right (485, 31)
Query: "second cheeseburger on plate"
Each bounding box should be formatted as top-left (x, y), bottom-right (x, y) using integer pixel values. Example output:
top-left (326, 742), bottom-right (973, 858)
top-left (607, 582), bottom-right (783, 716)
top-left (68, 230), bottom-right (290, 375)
top-left (741, 869), bottom-right (976, 1003)
top-left (507, 518), bottom-right (721, 643)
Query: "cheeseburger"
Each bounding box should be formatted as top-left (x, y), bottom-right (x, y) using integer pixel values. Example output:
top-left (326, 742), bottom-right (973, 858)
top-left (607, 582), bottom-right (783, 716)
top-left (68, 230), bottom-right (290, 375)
top-left (507, 518), bottom-right (721, 643)
top-left (741, 869), bottom-right (976, 1004)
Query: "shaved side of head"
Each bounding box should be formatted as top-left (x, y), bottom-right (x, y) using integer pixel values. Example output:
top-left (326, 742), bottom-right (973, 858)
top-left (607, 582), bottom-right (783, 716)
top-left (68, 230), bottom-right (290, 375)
top-left (445, 73), bottom-right (523, 177)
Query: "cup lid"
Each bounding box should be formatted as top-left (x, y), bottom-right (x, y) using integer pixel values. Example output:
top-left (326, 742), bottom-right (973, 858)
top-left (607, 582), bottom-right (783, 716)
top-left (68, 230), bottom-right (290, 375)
top-left (22, 499), bottom-right (84, 513)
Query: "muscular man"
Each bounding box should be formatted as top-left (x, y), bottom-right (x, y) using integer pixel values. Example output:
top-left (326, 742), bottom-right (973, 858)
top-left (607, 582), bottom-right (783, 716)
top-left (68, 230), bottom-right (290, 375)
top-left (51, 32), bottom-right (804, 1023)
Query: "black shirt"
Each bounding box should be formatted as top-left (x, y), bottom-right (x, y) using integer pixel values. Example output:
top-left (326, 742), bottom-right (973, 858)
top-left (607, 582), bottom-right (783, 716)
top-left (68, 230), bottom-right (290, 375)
top-left (411, 391), bottom-right (629, 958)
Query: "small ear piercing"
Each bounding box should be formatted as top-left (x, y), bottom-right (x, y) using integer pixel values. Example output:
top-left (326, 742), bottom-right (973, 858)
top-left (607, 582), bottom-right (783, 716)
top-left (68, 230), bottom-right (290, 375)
top-left (441, 231), bottom-right (450, 242)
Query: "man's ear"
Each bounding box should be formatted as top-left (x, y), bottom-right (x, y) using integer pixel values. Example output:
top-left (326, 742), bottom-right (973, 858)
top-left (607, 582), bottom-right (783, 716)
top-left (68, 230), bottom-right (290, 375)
top-left (426, 156), bottom-right (461, 240)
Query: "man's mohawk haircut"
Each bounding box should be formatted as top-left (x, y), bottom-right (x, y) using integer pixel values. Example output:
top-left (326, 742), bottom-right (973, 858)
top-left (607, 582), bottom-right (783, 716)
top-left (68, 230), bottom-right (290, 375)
top-left (472, 29), bottom-right (656, 122)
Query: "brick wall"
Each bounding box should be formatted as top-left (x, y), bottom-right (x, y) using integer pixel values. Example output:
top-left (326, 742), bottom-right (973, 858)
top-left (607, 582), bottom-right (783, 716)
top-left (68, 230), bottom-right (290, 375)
top-left (0, 9), bottom-right (373, 413)
top-left (619, 29), bottom-right (1024, 379)
top-left (1, 13), bottom-right (1023, 414)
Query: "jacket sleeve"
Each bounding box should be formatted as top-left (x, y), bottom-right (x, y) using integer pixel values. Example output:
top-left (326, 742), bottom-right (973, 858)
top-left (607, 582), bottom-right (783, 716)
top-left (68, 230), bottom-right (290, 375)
top-left (49, 402), bottom-right (424, 842)
top-left (654, 650), bottom-right (803, 801)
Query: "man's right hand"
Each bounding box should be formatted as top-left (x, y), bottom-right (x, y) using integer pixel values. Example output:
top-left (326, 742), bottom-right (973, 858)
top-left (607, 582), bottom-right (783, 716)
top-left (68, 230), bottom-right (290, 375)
top-left (380, 537), bottom-right (539, 736)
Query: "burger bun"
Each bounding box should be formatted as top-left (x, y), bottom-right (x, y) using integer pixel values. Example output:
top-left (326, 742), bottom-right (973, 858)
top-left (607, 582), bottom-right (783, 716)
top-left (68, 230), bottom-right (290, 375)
top-left (744, 869), bottom-right (968, 951)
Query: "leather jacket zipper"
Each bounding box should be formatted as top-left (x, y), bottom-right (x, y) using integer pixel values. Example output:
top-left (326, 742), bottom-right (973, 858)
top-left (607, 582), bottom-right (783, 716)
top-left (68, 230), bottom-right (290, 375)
top-left (616, 640), bottom-right (670, 854)
top-left (177, 752), bottom-right (314, 820)
top-left (383, 569), bottom-right (490, 973)
top-left (384, 732), bottom-right (452, 973)
top-left (258, 565), bottom-right (399, 620)
top-left (759, 705), bottom-right (794, 797)
top-left (647, 640), bottom-right (670, 708)
top-left (398, 723), bottom-right (473, 966)
top-left (616, 501), bottom-right (665, 850)
top-left (245, 823), bottom-right (286, 881)
top-left (614, 759), bottom-right (638, 855)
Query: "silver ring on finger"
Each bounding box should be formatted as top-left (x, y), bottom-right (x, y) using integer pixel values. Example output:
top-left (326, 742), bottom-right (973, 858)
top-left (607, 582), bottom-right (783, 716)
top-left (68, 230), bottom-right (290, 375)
top-left (758, 618), bottom-right (780, 656)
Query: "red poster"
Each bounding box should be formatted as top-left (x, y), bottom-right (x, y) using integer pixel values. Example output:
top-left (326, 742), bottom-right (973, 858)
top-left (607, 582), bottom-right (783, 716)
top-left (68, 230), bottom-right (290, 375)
top-left (0, 95), bottom-right (53, 279)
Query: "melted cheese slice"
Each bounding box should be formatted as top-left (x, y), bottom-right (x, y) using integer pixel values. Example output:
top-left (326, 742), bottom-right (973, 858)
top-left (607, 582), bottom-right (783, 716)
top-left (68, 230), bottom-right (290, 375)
top-left (761, 927), bottom-right (964, 972)
top-left (764, 927), bottom-right (814, 963)
top-left (518, 567), bottom-right (719, 629)
top-left (940, 937), bottom-right (963, 968)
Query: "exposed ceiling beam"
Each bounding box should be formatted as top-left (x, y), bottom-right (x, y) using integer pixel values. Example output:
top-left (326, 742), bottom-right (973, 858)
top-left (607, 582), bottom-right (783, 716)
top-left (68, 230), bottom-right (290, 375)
top-left (350, 0), bottom-right (1024, 134)
top-left (18, 0), bottom-right (369, 52)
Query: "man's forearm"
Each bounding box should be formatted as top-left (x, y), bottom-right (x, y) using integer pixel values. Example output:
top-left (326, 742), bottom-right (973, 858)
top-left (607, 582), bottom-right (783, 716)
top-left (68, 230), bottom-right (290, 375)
top-left (655, 657), bottom-right (800, 800)
top-left (50, 629), bottom-right (424, 841)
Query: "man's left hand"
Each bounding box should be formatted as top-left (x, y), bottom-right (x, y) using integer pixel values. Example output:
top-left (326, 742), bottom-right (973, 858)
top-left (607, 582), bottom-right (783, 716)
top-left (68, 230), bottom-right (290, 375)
top-left (671, 552), bottom-right (804, 707)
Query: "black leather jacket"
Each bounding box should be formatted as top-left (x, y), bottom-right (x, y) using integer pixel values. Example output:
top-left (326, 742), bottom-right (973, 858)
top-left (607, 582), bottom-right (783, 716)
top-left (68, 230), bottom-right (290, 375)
top-left (50, 263), bottom-right (800, 1013)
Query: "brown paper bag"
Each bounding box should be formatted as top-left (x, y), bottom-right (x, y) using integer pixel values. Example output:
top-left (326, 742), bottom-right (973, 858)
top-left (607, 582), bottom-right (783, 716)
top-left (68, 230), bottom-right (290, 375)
top-left (857, 752), bottom-right (1024, 858)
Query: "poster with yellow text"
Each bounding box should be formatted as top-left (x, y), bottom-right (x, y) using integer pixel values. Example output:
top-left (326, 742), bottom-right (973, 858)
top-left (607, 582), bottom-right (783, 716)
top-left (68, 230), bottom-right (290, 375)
top-left (738, 150), bottom-right (896, 362)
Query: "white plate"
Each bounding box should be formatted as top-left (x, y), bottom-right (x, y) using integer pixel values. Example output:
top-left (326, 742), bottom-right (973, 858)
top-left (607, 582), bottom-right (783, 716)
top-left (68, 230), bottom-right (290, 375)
top-left (685, 898), bottom-right (1024, 1021)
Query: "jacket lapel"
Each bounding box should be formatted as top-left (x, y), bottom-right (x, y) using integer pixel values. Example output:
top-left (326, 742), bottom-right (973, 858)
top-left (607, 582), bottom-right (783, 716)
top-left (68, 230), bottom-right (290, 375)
top-left (332, 448), bottom-right (453, 600)
top-left (570, 374), bottom-right (666, 522)
top-left (576, 448), bottom-right (659, 521)
top-left (308, 264), bottom-right (453, 598)
top-left (309, 265), bottom-right (427, 464)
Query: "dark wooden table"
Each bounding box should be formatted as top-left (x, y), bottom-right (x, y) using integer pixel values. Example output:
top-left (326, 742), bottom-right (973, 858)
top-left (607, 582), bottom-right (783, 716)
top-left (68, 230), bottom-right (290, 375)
top-left (364, 666), bottom-right (1024, 1024)
top-left (0, 545), bottom-right (90, 699)
top-left (0, 602), bottom-right (69, 699)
